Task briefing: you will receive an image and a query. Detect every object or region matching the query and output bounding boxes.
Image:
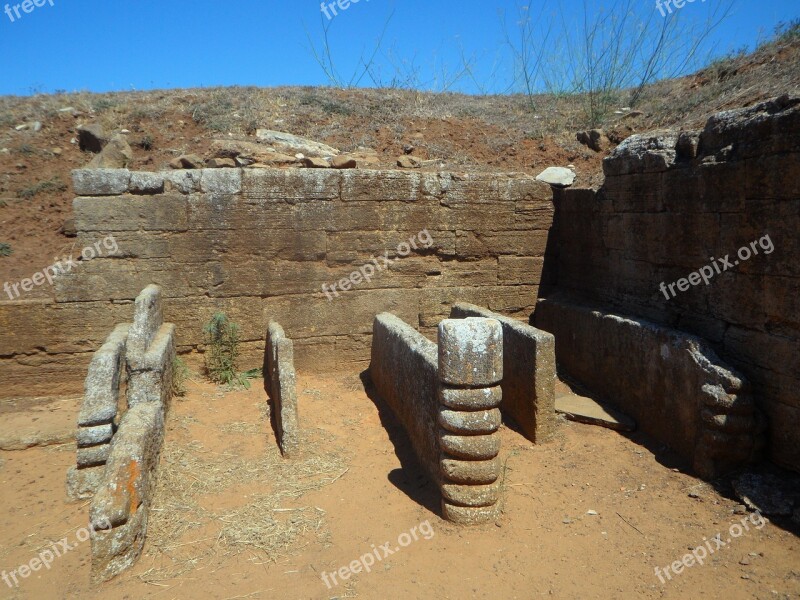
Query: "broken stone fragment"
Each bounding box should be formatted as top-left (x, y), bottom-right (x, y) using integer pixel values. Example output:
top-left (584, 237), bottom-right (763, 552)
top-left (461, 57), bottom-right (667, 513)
top-left (535, 166), bottom-right (576, 187)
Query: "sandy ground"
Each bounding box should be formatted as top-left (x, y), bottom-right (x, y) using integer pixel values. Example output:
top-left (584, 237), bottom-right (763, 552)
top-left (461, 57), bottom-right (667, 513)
top-left (1, 371), bottom-right (799, 600)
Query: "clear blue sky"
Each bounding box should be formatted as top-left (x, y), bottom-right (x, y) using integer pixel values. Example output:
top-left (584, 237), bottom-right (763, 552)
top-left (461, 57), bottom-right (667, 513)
top-left (0, 0), bottom-right (796, 96)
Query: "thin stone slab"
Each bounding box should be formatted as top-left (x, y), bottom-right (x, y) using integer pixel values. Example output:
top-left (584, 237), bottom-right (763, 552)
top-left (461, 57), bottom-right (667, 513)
top-left (555, 393), bottom-right (636, 432)
top-left (439, 386), bottom-right (501, 411)
top-left (78, 324), bottom-right (129, 427)
top-left (266, 322), bottom-right (300, 458)
top-left (127, 284), bottom-right (163, 364)
top-left (438, 407), bottom-right (502, 435)
top-left (77, 424), bottom-right (114, 448)
top-left (441, 457), bottom-right (501, 485)
top-left (440, 431), bottom-right (500, 460)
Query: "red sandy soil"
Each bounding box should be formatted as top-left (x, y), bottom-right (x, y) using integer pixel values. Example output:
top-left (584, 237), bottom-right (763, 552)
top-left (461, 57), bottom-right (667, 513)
top-left (1, 372), bottom-right (798, 600)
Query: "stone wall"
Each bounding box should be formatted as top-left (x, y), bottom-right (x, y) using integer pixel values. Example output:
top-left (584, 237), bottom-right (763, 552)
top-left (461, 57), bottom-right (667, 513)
top-left (544, 96), bottom-right (800, 472)
top-left (0, 167), bottom-right (553, 398)
top-left (535, 296), bottom-right (766, 478)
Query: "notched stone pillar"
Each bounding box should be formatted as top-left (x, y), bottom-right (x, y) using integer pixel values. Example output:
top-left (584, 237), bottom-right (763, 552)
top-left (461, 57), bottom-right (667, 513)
top-left (437, 318), bottom-right (504, 524)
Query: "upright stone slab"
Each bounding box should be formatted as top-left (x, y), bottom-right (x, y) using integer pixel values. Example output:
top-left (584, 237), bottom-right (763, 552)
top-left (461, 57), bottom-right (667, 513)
top-left (67, 324), bottom-right (129, 500)
top-left (437, 318), bottom-right (504, 524)
top-left (126, 285), bottom-right (176, 408)
top-left (265, 322), bottom-right (300, 458)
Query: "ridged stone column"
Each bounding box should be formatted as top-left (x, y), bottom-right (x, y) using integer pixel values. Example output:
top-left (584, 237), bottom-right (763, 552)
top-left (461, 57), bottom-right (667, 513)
top-left (437, 318), bottom-right (504, 524)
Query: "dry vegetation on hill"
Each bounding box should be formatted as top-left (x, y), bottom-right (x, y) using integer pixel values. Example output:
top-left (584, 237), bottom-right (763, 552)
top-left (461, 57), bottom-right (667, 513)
top-left (0, 28), bottom-right (798, 289)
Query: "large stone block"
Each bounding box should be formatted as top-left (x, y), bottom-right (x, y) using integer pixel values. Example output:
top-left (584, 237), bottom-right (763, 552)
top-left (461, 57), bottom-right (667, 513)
top-left (72, 169), bottom-right (131, 196)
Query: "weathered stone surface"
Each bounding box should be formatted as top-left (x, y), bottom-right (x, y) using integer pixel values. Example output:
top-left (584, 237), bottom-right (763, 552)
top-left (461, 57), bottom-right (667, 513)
top-left (438, 318), bottom-right (503, 387)
top-left (170, 154), bottom-right (204, 169)
top-left (72, 169), bottom-right (130, 196)
top-left (441, 457), bottom-right (500, 485)
top-left (439, 386), bottom-right (501, 411)
top-left (78, 324), bottom-right (129, 427)
top-left (163, 169), bottom-right (202, 193)
top-left (535, 167), bottom-right (575, 187)
top-left (127, 324), bottom-right (176, 408)
top-left (200, 168), bottom-right (241, 195)
top-left (77, 424), bottom-right (115, 447)
top-left (556, 394), bottom-right (636, 432)
top-left (301, 156), bottom-right (331, 169)
top-left (370, 313), bottom-right (440, 482)
top-left (442, 501), bottom-right (501, 525)
top-left (127, 285), bottom-right (163, 363)
top-left (90, 402), bottom-right (165, 582)
top-left (206, 157), bottom-right (236, 168)
top-left (77, 444), bottom-right (112, 468)
top-left (266, 322), bottom-right (299, 458)
top-left (66, 465), bottom-right (105, 500)
top-left (451, 303), bottom-right (556, 443)
top-left (441, 480), bottom-right (502, 507)
top-left (534, 296), bottom-right (764, 479)
top-left (88, 134), bottom-right (132, 169)
top-left (255, 129), bottom-right (340, 157)
top-left (438, 408), bottom-right (502, 435)
top-left (331, 155), bottom-right (357, 169)
top-left (603, 131), bottom-right (680, 176)
top-left (440, 431), bottom-right (500, 460)
top-left (129, 171), bottom-right (165, 194)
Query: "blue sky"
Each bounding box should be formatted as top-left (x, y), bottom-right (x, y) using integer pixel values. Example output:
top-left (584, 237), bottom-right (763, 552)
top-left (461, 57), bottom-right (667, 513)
top-left (0, 0), bottom-right (796, 96)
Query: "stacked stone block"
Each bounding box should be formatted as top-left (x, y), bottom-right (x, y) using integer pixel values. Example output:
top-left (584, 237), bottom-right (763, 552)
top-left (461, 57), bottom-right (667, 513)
top-left (66, 324), bottom-right (129, 500)
top-left (437, 318), bottom-right (504, 524)
top-left (265, 322), bottom-right (300, 458)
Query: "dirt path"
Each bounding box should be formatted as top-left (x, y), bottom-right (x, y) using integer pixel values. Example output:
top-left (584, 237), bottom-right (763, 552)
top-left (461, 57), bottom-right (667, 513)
top-left (1, 372), bottom-right (798, 599)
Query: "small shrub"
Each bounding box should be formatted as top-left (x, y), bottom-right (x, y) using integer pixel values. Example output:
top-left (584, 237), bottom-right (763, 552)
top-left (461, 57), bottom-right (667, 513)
top-left (18, 177), bottom-right (67, 199)
top-left (0, 243), bottom-right (12, 257)
top-left (171, 357), bottom-right (191, 398)
top-left (203, 312), bottom-right (249, 388)
top-left (775, 19), bottom-right (800, 45)
top-left (137, 135), bottom-right (154, 151)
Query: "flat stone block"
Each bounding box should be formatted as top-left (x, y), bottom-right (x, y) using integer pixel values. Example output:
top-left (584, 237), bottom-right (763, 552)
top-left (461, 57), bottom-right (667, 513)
top-left (555, 393), bottom-right (636, 432)
top-left (442, 500), bottom-right (501, 525)
top-left (77, 424), bottom-right (114, 448)
top-left (129, 172), bottom-right (165, 194)
top-left (72, 169), bottom-right (131, 196)
top-left (441, 457), bottom-right (501, 485)
top-left (439, 385), bottom-right (502, 411)
top-left (441, 480), bottom-right (502, 507)
top-left (438, 407), bottom-right (501, 435)
top-left (438, 318), bottom-right (503, 386)
top-left (162, 169), bottom-right (201, 193)
top-left (200, 168), bottom-right (242, 195)
top-left (440, 431), bottom-right (500, 460)
top-left (77, 444), bottom-right (111, 468)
